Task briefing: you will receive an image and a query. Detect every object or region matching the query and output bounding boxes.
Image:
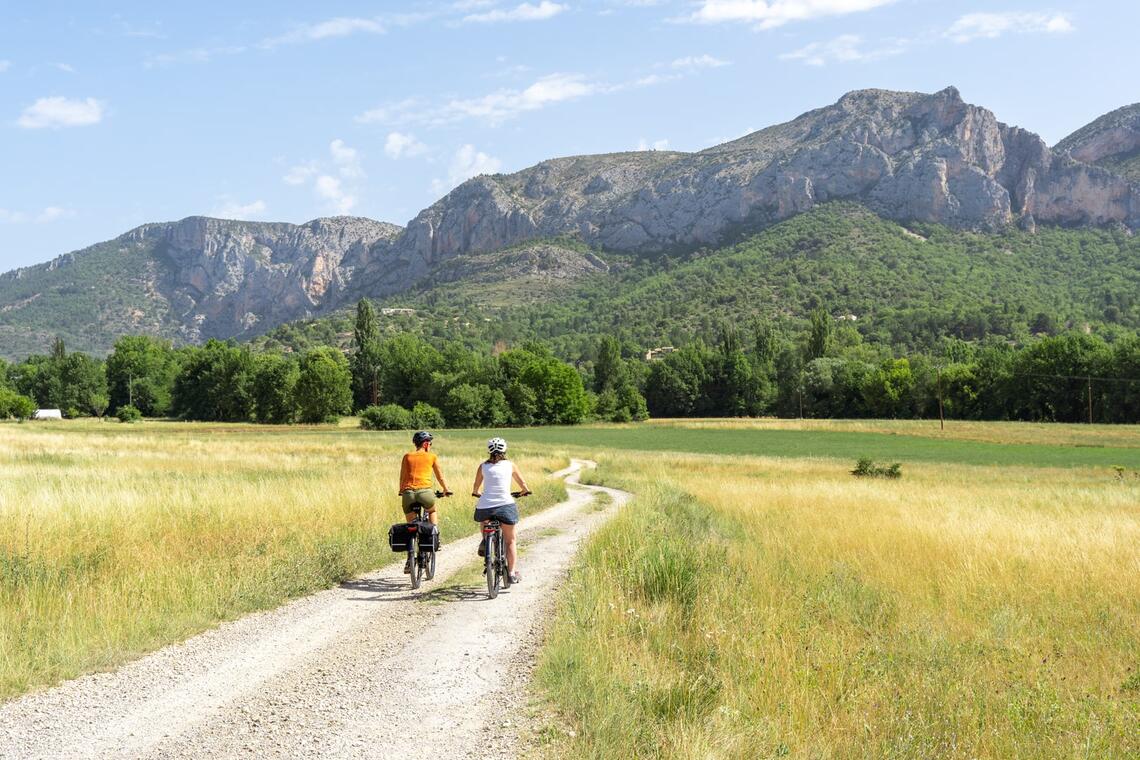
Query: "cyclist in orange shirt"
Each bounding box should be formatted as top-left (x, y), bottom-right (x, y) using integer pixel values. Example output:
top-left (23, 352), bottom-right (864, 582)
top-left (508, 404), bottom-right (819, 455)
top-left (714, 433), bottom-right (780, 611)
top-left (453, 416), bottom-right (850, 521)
top-left (399, 431), bottom-right (451, 573)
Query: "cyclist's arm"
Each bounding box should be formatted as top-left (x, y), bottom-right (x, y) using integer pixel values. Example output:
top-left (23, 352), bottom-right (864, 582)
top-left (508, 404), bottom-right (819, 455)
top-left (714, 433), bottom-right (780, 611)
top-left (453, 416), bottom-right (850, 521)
top-left (432, 460), bottom-right (451, 494)
top-left (471, 465), bottom-right (484, 497)
top-left (511, 462), bottom-right (531, 494)
top-left (397, 455), bottom-right (409, 496)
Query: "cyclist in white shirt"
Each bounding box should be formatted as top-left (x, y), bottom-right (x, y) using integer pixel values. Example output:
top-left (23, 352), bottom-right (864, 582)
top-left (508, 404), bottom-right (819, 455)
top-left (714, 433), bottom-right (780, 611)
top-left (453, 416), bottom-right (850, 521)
top-left (470, 437), bottom-right (531, 583)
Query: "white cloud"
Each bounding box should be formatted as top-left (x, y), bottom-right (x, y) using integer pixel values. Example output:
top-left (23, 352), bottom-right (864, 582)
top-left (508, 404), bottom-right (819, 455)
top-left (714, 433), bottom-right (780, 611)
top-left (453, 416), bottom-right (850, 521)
top-left (0, 206), bottom-right (75, 224)
top-left (54, 62), bottom-right (76, 73)
top-left (210, 199), bottom-right (268, 220)
top-left (670, 54), bottom-right (730, 70)
top-left (285, 141), bottom-right (364, 214)
top-left (946, 12), bottom-right (1074, 43)
top-left (360, 73), bottom-right (598, 127)
top-left (261, 17), bottom-right (386, 48)
top-left (315, 175), bottom-right (356, 214)
top-left (463, 1), bottom-right (568, 23)
top-left (384, 132), bottom-right (429, 159)
top-left (283, 162), bottom-right (319, 186)
top-left (329, 138), bottom-right (364, 179)
top-left (0, 60), bottom-right (11, 73)
top-left (636, 137), bottom-right (670, 151)
top-left (684, 0), bottom-right (896, 29)
top-left (780, 33), bottom-right (907, 65)
top-left (17, 97), bottom-right (105, 129)
top-left (430, 144), bottom-right (503, 196)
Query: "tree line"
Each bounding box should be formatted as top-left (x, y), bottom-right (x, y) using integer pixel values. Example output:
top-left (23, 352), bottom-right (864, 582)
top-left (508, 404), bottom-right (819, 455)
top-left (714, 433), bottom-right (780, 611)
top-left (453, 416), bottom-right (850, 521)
top-left (2, 299), bottom-right (1138, 425)
top-left (0, 299), bottom-right (648, 427)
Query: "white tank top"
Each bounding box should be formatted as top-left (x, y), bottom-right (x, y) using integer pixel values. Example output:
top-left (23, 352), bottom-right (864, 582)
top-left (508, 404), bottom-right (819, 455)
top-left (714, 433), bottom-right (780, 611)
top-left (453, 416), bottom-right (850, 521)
top-left (476, 460), bottom-right (514, 509)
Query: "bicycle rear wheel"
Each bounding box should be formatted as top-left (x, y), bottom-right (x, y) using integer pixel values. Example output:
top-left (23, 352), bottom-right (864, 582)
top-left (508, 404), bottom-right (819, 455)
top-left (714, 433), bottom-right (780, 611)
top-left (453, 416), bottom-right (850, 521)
top-left (410, 537), bottom-right (422, 590)
top-left (486, 533), bottom-right (500, 599)
top-left (425, 548), bottom-right (436, 580)
top-left (500, 533), bottom-right (512, 589)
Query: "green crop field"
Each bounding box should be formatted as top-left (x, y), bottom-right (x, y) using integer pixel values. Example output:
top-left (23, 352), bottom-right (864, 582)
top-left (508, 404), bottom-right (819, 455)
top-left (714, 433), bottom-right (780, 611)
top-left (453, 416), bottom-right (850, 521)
top-left (451, 418), bottom-right (1140, 470)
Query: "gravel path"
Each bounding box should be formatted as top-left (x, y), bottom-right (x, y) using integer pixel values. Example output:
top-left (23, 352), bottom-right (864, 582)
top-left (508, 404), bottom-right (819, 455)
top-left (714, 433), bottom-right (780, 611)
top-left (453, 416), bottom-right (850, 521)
top-left (0, 460), bottom-right (628, 760)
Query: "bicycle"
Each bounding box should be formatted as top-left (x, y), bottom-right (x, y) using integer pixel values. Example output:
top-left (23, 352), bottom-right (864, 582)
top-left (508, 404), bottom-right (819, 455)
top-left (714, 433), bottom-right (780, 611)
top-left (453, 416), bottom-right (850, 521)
top-left (406, 490), bottom-right (449, 590)
top-left (481, 490), bottom-right (529, 599)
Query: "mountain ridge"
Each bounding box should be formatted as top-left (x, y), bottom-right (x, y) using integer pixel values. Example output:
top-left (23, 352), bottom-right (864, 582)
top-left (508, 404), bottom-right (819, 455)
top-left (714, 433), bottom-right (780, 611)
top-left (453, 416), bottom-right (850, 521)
top-left (3, 86), bottom-right (1139, 359)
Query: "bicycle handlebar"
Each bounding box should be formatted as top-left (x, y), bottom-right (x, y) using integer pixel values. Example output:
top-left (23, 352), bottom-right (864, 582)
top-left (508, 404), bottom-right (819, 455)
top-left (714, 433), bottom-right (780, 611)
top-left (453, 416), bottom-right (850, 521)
top-left (435, 490), bottom-right (452, 498)
top-left (511, 490), bottom-right (532, 498)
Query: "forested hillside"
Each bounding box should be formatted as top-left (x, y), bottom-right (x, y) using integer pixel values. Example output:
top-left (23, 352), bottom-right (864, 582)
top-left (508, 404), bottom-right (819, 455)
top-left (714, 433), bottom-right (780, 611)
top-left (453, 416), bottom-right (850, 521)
top-left (257, 204), bottom-right (1140, 359)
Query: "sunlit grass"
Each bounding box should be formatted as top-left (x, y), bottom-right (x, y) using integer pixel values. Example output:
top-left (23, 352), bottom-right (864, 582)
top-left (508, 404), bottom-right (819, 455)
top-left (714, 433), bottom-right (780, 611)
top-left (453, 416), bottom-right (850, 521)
top-left (539, 449), bottom-right (1140, 758)
top-left (0, 420), bottom-right (565, 700)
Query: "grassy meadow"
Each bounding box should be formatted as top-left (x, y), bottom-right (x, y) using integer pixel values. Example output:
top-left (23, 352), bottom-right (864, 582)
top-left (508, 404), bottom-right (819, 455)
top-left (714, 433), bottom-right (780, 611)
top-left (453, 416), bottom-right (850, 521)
top-left (0, 419), bottom-right (566, 699)
top-left (533, 424), bottom-right (1140, 758)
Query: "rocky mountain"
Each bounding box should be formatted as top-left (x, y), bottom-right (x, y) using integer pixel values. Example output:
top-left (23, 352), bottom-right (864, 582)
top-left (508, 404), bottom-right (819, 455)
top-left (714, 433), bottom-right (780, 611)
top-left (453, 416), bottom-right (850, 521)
top-left (2, 86), bottom-right (1138, 359)
top-left (1056, 102), bottom-right (1140, 183)
top-left (0, 216), bottom-right (400, 359)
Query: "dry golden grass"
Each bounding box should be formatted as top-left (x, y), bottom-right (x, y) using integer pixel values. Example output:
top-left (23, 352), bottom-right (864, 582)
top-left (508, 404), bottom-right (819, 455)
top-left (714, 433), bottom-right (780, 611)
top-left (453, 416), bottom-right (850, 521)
top-left (538, 448), bottom-right (1140, 758)
top-left (0, 420), bottom-right (565, 700)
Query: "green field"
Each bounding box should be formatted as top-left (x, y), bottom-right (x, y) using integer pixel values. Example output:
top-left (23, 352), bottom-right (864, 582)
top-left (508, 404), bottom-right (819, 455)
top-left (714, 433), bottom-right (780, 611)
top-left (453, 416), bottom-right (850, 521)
top-left (451, 420), bottom-right (1140, 469)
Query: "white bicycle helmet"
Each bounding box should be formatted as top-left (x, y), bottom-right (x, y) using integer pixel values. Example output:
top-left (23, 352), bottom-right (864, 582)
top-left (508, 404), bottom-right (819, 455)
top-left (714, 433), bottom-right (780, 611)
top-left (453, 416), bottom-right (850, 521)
top-left (487, 437), bottom-right (508, 455)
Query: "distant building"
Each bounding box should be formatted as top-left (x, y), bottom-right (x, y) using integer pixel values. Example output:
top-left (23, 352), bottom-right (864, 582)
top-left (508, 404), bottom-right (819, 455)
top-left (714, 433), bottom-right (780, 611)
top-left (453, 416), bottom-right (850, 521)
top-left (33, 409), bottom-right (63, 420)
top-left (381, 308), bottom-right (416, 316)
top-left (645, 346), bottom-right (677, 361)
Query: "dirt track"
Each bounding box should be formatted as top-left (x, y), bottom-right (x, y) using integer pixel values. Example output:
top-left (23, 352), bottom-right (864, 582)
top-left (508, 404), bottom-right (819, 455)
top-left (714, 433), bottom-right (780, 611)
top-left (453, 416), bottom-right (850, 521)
top-left (0, 459), bottom-right (628, 759)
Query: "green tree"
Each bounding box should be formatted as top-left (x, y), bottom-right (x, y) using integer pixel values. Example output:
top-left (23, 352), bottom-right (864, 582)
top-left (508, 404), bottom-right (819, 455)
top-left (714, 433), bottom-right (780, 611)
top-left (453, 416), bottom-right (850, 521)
top-left (593, 335), bottom-right (626, 393)
top-left (519, 358), bottom-right (589, 425)
top-left (106, 335), bottom-right (179, 416)
top-left (251, 353), bottom-right (300, 424)
top-left (295, 347), bottom-right (353, 423)
top-left (171, 340), bottom-right (254, 421)
top-left (807, 307), bottom-right (831, 360)
top-left (351, 298), bottom-right (384, 410)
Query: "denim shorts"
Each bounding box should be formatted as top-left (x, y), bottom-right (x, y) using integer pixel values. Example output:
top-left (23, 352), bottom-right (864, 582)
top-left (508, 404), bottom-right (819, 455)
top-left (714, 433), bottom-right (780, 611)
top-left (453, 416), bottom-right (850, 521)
top-left (473, 503), bottom-right (519, 525)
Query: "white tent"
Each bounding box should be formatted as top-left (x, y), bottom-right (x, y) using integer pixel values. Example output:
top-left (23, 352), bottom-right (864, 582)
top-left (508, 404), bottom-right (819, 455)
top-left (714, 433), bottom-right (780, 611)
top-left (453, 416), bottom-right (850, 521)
top-left (32, 409), bottom-right (63, 420)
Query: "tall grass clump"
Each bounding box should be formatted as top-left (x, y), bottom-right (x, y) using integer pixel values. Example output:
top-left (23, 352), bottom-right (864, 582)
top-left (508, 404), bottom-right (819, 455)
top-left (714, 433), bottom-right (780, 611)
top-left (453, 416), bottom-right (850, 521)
top-left (537, 449), bottom-right (1140, 759)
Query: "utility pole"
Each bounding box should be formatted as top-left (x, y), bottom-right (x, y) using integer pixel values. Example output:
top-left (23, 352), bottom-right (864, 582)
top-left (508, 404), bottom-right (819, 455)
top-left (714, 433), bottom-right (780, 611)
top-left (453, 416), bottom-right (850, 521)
top-left (937, 366), bottom-right (945, 431)
top-left (1087, 376), bottom-right (1093, 424)
top-left (371, 366), bottom-right (379, 406)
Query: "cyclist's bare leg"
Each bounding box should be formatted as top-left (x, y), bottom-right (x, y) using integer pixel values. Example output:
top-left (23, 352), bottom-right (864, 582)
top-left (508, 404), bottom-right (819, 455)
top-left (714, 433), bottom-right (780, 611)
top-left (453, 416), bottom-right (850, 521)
top-left (426, 506), bottom-right (438, 526)
top-left (502, 523), bottom-right (517, 574)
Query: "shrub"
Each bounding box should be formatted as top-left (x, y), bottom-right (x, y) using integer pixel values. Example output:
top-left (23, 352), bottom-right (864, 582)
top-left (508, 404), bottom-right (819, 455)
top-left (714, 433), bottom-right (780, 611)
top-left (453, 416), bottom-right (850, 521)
top-left (852, 457), bottom-right (901, 479)
top-left (410, 401), bottom-right (445, 429)
top-left (360, 404), bottom-right (413, 430)
top-left (116, 404), bottom-right (143, 423)
top-left (0, 389), bottom-right (37, 420)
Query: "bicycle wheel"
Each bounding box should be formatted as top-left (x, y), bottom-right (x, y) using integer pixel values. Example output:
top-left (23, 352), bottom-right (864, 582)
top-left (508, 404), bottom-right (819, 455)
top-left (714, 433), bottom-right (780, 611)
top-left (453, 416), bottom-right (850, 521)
top-left (500, 533), bottom-right (512, 589)
top-left (425, 547), bottom-right (436, 580)
top-left (410, 537), bottom-right (422, 590)
top-left (486, 533), bottom-right (500, 599)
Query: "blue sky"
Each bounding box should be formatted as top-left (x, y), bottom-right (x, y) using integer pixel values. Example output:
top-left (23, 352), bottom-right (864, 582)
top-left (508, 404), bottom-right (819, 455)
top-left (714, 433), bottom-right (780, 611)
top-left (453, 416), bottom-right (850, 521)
top-left (1, 0), bottom-right (1135, 269)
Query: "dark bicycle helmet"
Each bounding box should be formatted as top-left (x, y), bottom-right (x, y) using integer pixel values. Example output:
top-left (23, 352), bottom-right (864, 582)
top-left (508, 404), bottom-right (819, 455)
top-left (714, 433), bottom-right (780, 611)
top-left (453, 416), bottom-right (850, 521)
top-left (412, 430), bottom-right (434, 447)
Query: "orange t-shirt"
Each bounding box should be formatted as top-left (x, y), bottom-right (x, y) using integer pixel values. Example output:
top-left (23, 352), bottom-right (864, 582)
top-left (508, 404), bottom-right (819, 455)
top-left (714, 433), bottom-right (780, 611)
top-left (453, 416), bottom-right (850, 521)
top-left (400, 450), bottom-right (437, 491)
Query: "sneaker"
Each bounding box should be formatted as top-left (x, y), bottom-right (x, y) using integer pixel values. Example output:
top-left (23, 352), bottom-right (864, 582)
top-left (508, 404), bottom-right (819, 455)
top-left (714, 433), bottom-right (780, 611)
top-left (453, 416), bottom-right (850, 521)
top-left (510, 572), bottom-right (522, 584)
top-left (403, 558), bottom-right (412, 574)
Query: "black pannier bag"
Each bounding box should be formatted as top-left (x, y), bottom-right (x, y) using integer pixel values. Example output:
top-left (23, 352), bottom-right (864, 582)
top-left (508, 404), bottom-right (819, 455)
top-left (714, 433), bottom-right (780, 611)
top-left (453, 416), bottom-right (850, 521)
top-left (415, 520), bottom-right (440, 552)
top-left (388, 522), bottom-right (415, 553)
top-left (388, 520), bottom-right (440, 553)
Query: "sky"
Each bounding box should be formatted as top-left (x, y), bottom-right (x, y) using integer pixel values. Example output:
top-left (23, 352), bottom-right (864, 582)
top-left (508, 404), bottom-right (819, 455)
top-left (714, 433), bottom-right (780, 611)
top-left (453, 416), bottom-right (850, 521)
top-left (1, 0), bottom-right (1136, 270)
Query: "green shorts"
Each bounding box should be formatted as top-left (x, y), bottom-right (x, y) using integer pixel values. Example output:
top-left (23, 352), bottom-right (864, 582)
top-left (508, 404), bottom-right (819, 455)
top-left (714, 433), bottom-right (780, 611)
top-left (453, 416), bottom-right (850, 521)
top-left (401, 488), bottom-right (437, 513)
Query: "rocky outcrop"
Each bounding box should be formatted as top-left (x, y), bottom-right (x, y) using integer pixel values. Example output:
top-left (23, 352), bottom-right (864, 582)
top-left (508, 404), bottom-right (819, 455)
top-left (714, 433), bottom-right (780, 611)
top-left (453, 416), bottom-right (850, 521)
top-left (366, 87), bottom-right (1139, 288)
top-left (131, 216), bottom-right (401, 341)
top-left (1056, 103), bottom-right (1140, 184)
